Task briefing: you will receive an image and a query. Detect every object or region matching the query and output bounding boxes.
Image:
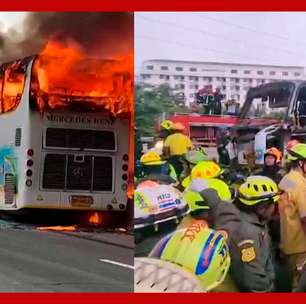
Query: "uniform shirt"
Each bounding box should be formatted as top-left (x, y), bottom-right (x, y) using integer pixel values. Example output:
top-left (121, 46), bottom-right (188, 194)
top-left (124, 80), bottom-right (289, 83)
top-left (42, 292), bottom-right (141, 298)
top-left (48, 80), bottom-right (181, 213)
top-left (253, 166), bottom-right (283, 184)
top-left (164, 133), bottom-right (193, 156)
top-left (229, 212), bottom-right (275, 292)
top-left (198, 189), bottom-right (275, 292)
top-left (278, 170), bottom-right (306, 255)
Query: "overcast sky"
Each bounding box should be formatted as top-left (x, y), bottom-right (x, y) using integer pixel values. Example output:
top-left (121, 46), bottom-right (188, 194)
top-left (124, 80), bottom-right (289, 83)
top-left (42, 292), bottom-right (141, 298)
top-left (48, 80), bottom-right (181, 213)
top-left (135, 12), bottom-right (306, 73)
top-left (2, 12), bottom-right (306, 74)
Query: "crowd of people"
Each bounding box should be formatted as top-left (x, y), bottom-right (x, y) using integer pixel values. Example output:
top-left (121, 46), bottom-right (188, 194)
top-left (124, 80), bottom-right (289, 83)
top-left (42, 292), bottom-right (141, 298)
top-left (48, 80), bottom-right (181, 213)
top-left (134, 120), bottom-right (306, 293)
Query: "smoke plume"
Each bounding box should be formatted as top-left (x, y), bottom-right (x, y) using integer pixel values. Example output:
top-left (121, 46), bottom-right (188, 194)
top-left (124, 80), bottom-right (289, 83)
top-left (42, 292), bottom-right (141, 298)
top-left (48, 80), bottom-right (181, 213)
top-left (0, 12), bottom-right (133, 62)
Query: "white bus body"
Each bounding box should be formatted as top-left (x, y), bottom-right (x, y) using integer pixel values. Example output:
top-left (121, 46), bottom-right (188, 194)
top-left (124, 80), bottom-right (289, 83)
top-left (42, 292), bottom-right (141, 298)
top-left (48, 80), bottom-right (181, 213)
top-left (0, 58), bottom-right (130, 211)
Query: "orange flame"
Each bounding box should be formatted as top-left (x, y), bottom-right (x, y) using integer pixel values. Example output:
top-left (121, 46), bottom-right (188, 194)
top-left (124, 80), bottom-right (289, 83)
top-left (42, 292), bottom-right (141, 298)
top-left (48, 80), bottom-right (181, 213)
top-left (0, 60), bottom-right (26, 113)
top-left (37, 225), bottom-right (77, 232)
top-left (32, 40), bottom-right (134, 116)
top-left (0, 39), bottom-right (134, 200)
top-left (89, 212), bottom-right (102, 226)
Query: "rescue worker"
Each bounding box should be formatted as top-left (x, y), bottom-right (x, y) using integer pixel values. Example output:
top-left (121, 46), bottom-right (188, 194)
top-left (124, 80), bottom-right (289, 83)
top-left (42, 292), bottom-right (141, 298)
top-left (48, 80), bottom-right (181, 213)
top-left (179, 177), bottom-right (232, 230)
top-left (190, 175), bottom-right (281, 292)
top-left (284, 139), bottom-right (300, 172)
top-left (254, 147), bottom-right (283, 184)
top-left (181, 160), bottom-right (223, 189)
top-left (254, 147), bottom-right (283, 264)
top-left (141, 225), bottom-right (232, 292)
top-left (216, 127), bottom-right (231, 167)
top-left (163, 122), bottom-right (193, 178)
top-left (153, 120), bottom-right (174, 156)
top-left (278, 143), bottom-right (306, 291)
top-left (160, 119), bottom-right (173, 139)
top-left (137, 151), bottom-right (178, 186)
top-left (180, 147), bottom-right (207, 183)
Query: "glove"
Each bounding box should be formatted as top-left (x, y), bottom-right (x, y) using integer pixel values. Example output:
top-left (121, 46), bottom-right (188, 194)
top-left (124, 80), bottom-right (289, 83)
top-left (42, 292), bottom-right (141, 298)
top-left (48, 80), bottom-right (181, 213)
top-left (188, 178), bottom-right (209, 193)
top-left (200, 189), bottom-right (222, 209)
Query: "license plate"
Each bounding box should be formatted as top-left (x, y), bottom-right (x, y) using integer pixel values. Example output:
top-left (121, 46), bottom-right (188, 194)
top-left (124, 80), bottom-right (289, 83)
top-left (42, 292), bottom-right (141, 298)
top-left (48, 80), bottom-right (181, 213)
top-left (70, 196), bottom-right (94, 207)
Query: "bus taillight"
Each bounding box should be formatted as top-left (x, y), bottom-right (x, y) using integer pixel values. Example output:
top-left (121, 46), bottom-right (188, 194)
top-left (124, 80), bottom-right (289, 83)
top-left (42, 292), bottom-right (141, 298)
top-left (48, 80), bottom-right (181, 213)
top-left (26, 169), bottom-right (33, 177)
top-left (25, 180), bottom-right (32, 187)
top-left (122, 164), bottom-right (128, 171)
top-left (27, 149), bottom-right (34, 157)
top-left (123, 154), bottom-right (129, 161)
top-left (27, 159), bottom-right (34, 167)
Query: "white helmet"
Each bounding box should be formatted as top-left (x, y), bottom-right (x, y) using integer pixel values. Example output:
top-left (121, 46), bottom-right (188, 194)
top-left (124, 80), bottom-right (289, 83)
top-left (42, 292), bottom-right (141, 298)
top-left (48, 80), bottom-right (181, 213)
top-left (134, 257), bottom-right (205, 293)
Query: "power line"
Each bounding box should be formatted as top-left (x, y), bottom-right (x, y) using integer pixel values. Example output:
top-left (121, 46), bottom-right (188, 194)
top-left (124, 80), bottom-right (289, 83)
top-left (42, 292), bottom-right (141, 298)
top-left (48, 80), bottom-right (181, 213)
top-left (198, 14), bottom-right (306, 48)
top-left (137, 15), bottom-right (306, 58)
top-left (136, 34), bottom-right (286, 65)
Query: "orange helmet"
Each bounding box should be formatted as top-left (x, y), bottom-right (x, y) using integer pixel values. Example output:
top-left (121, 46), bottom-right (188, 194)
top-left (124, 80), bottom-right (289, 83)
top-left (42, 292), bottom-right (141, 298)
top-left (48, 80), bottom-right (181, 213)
top-left (286, 139), bottom-right (300, 152)
top-left (172, 122), bottom-right (185, 131)
top-left (265, 147), bottom-right (282, 164)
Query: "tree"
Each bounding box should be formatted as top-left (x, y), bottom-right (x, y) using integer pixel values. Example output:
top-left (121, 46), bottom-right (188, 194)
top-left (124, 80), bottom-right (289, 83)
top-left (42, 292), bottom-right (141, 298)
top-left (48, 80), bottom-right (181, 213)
top-left (135, 84), bottom-right (190, 137)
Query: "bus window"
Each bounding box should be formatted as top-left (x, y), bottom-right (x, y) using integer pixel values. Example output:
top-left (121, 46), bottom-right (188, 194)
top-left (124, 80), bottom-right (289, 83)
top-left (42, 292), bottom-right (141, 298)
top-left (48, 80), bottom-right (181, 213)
top-left (0, 63), bottom-right (26, 114)
top-left (42, 154), bottom-right (66, 189)
top-left (45, 128), bottom-right (116, 151)
top-left (42, 154), bottom-right (113, 192)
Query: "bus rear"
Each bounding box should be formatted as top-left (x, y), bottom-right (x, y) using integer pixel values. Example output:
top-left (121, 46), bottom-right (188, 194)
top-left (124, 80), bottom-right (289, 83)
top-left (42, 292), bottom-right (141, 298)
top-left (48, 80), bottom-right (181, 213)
top-left (20, 111), bottom-right (129, 211)
top-left (0, 43), bottom-right (133, 212)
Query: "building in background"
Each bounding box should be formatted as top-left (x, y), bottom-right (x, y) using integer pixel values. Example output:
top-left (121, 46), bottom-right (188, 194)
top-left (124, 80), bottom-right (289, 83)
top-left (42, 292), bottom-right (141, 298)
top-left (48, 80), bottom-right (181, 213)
top-left (138, 59), bottom-right (305, 106)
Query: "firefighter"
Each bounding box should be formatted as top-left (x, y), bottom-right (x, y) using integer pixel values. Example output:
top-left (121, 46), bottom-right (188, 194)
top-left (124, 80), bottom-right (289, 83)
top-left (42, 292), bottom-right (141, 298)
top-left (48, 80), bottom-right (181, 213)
top-left (278, 143), bottom-right (306, 291)
top-left (190, 175), bottom-right (280, 292)
top-left (181, 160), bottom-right (232, 229)
top-left (216, 127), bottom-right (231, 167)
top-left (137, 151), bottom-right (178, 186)
top-left (284, 139), bottom-right (300, 172)
top-left (180, 147), bottom-right (207, 183)
top-left (254, 147), bottom-right (283, 184)
top-left (163, 122), bottom-right (193, 178)
top-left (160, 119), bottom-right (173, 137)
top-left (181, 160), bottom-right (223, 189)
top-left (154, 120), bottom-right (174, 156)
top-left (179, 177), bottom-right (232, 230)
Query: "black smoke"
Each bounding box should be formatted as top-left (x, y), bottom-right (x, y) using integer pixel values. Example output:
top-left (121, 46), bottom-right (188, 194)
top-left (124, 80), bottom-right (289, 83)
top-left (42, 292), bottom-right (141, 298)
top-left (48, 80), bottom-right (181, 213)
top-left (0, 12), bottom-right (134, 62)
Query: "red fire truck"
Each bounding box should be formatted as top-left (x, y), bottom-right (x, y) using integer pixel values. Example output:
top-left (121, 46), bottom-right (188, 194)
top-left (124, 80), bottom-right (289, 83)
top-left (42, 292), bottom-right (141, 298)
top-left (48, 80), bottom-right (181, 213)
top-left (169, 113), bottom-right (238, 160)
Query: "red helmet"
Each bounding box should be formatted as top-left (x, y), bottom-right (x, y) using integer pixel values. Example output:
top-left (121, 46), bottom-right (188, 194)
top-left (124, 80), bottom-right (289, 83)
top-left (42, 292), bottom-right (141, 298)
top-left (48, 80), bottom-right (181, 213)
top-left (286, 139), bottom-right (300, 152)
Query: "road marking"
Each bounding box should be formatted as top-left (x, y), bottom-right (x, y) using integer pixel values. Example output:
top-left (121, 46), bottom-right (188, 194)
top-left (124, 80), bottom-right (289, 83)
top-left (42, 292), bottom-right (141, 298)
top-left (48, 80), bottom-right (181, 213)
top-left (99, 259), bottom-right (134, 270)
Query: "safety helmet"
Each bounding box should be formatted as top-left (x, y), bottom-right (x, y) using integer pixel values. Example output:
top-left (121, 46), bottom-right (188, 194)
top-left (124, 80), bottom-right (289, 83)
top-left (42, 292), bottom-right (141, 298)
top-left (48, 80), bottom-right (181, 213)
top-left (265, 147), bottom-right (282, 164)
top-left (140, 151), bottom-right (166, 166)
top-left (184, 148), bottom-right (207, 165)
top-left (134, 257), bottom-right (205, 292)
top-left (149, 226), bottom-right (230, 292)
top-left (287, 143), bottom-right (306, 162)
top-left (172, 122), bottom-right (185, 131)
top-left (183, 178), bottom-right (232, 212)
top-left (191, 161), bottom-right (222, 180)
top-left (286, 139), bottom-right (300, 152)
top-left (237, 175), bottom-right (281, 206)
top-left (160, 120), bottom-right (173, 131)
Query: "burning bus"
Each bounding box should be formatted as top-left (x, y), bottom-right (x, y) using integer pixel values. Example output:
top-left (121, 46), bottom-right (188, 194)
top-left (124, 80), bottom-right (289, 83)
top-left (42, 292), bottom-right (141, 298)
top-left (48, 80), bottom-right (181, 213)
top-left (0, 41), bottom-right (133, 211)
top-left (233, 81), bottom-right (306, 167)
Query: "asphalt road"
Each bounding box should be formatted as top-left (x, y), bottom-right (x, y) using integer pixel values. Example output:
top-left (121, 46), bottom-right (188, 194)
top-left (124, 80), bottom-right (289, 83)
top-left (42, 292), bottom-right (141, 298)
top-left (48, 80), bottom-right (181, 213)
top-left (0, 226), bottom-right (134, 291)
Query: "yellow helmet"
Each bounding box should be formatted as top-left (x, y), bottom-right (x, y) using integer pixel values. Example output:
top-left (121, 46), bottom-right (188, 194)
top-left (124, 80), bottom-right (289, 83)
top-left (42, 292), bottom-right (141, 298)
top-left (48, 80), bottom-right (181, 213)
top-left (237, 175), bottom-right (281, 206)
top-left (160, 120), bottom-right (173, 131)
top-left (183, 178), bottom-right (232, 212)
top-left (191, 161), bottom-right (222, 180)
top-left (287, 143), bottom-right (306, 162)
top-left (150, 225), bottom-right (230, 292)
top-left (184, 148), bottom-right (207, 165)
top-left (140, 151), bottom-right (166, 166)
